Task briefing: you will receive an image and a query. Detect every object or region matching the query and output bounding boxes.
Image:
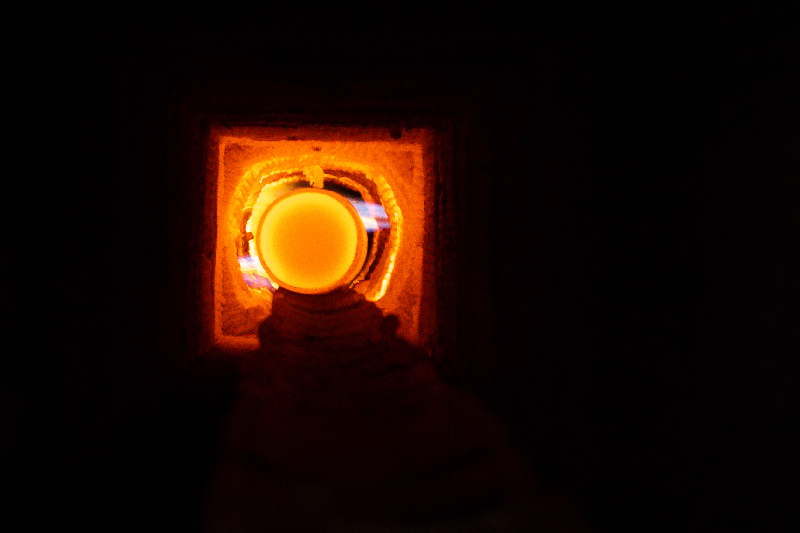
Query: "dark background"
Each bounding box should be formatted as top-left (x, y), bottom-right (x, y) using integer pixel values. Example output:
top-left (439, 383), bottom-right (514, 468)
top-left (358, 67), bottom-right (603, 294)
top-left (10, 6), bottom-right (798, 532)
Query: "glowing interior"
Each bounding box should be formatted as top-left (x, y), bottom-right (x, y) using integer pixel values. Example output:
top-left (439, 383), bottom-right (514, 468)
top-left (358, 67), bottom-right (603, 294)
top-left (255, 189), bottom-right (367, 294)
top-left (210, 126), bottom-right (437, 350)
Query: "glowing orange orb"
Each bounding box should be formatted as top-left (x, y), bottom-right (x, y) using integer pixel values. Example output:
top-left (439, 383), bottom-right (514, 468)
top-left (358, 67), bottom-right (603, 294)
top-left (255, 189), bottom-right (368, 294)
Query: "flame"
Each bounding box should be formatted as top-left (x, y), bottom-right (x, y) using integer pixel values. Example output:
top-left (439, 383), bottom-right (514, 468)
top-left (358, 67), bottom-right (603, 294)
top-left (349, 200), bottom-right (391, 233)
top-left (239, 256), bottom-right (275, 290)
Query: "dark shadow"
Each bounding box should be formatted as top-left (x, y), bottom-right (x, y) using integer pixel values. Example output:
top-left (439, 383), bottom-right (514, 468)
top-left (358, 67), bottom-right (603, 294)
top-left (201, 288), bottom-right (589, 532)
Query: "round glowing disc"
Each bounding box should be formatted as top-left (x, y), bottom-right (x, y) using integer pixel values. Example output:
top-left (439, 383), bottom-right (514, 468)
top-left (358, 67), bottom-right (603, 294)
top-left (255, 188), bottom-right (368, 294)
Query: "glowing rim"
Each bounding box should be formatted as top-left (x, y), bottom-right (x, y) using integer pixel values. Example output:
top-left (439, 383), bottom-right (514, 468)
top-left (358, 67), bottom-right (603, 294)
top-left (253, 188), bottom-right (368, 294)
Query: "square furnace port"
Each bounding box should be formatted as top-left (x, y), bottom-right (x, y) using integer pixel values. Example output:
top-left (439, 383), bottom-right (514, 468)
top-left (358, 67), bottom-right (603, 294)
top-left (200, 123), bottom-right (452, 354)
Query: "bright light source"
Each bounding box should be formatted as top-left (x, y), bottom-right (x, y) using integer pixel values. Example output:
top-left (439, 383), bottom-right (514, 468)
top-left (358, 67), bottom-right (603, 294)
top-left (255, 189), bottom-right (368, 294)
top-left (206, 124), bottom-right (442, 349)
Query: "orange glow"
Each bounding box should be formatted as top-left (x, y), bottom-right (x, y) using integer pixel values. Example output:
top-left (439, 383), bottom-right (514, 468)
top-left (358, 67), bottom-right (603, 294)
top-left (255, 189), bottom-right (367, 294)
top-left (207, 125), bottom-right (441, 350)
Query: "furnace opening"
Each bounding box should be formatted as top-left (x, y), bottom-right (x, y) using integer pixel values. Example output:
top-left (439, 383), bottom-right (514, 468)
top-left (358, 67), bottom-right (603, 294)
top-left (206, 124), bottom-right (442, 350)
top-left (236, 165), bottom-right (393, 295)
